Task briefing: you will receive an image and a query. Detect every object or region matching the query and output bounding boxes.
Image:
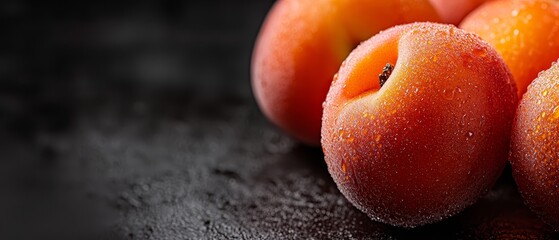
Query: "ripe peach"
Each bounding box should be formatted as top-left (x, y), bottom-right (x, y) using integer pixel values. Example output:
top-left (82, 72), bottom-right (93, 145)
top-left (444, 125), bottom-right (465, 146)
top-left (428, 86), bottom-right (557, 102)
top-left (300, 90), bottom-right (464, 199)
top-left (321, 22), bottom-right (518, 227)
top-left (510, 61), bottom-right (559, 231)
top-left (460, 0), bottom-right (559, 98)
top-left (251, 0), bottom-right (440, 145)
top-left (429, 0), bottom-right (488, 25)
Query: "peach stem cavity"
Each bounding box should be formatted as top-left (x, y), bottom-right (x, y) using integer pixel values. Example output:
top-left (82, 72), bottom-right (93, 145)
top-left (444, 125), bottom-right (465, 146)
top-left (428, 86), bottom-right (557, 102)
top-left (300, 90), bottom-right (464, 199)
top-left (379, 63), bottom-right (394, 87)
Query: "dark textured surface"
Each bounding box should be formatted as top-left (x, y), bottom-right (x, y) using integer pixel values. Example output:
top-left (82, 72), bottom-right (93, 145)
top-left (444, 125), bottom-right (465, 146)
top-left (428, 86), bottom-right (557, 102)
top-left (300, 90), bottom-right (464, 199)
top-left (2, 1), bottom-right (558, 239)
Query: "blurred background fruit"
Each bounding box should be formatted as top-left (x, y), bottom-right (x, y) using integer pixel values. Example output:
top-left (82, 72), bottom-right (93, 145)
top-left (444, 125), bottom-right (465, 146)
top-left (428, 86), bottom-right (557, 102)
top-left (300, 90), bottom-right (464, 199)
top-left (461, 0), bottom-right (559, 97)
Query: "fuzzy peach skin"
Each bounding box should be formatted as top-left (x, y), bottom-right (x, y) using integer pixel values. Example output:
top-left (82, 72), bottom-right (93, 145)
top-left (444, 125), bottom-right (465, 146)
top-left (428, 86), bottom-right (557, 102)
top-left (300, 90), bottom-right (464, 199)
top-left (251, 0), bottom-right (441, 145)
top-left (429, 0), bottom-right (489, 25)
top-left (321, 22), bottom-right (518, 227)
top-left (460, 0), bottom-right (559, 98)
top-left (510, 61), bottom-right (559, 231)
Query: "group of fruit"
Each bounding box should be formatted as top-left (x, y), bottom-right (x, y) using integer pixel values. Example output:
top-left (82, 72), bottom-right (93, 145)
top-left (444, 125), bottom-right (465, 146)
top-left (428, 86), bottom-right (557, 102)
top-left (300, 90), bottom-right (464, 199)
top-left (251, 0), bottom-right (559, 230)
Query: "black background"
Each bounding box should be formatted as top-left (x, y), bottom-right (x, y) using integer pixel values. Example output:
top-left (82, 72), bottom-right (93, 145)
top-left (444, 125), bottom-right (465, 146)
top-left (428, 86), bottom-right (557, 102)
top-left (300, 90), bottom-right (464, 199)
top-left (1, 1), bottom-right (557, 239)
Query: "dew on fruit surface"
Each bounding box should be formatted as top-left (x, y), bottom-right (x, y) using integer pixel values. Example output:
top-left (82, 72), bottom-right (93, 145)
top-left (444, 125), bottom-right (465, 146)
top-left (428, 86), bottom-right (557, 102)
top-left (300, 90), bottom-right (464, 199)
top-left (460, 114), bottom-right (467, 127)
top-left (552, 106), bottom-right (559, 120)
top-left (341, 59), bottom-right (348, 68)
top-left (461, 53), bottom-right (474, 68)
top-left (436, 29), bottom-right (448, 37)
top-left (332, 73), bottom-right (338, 83)
top-left (338, 128), bottom-right (345, 138)
top-left (431, 55), bottom-right (438, 62)
top-left (473, 47), bottom-right (487, 57)
top-left (442, 86), bottom-right (462, 100)
top-left (442, 89), bottom-right (454, 100)
top-left (361, 128), bottom-right (368, 136)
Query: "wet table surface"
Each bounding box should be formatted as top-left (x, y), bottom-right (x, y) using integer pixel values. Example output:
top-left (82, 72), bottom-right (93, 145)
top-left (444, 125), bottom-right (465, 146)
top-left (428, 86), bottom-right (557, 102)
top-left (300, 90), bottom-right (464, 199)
top-left (2, 1), bottom-right (558, 239)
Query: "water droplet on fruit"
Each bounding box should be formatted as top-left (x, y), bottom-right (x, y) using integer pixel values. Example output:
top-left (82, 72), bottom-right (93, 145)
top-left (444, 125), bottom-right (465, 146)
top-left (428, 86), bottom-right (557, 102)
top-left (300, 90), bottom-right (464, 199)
top-left (460, 114), bottom-right (467, 126)
top-left (442, 89), bottom-right (453, 100)
top-left (361, 128), bottom-right (368, 136)
top-left (551, 106), bottom-right (559, 120)
top-left (461, 54), bottom-right (473, 68)
top-left (338, 128), bottom-right (345, 137)
top-left (442, 87), bottom-right (461, 100)
top-left (473, 47), bottom-right (487, 57)
top-left (341, 59), bottom-right (347, 68)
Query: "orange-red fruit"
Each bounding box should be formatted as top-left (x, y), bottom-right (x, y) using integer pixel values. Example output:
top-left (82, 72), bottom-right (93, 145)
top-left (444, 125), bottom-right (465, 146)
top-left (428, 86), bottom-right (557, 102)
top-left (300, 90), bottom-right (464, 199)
top-left (321, 22), bottom-right (518, 227)
top-left (510, 61), bottom-right (559, 231)
top-left (460, 0), bottom-right (559, 98)
top-left (429, 0), bottom-right (488, 25)
top-left (251, 0), bottom-right (440, 145)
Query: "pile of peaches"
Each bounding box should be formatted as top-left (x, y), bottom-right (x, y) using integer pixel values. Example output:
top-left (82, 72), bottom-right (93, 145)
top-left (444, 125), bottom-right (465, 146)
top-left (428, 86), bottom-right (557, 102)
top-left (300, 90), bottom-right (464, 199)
top-left (251, 0), bottom-right (559, 229)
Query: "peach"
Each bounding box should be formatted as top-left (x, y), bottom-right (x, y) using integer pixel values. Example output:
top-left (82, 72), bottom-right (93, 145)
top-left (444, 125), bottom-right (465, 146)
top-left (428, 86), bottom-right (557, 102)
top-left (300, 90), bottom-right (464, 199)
top-left (321, 22), bottom-right (518, 227)
top-left (429, 0), bottom-right (489, 25)
top-left (251, 0), bottom-right (440, 145)
top-left (460, 0), bottom-right (559, 98)
top-left (510, 61), bottom-right (559, 231)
